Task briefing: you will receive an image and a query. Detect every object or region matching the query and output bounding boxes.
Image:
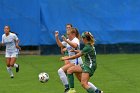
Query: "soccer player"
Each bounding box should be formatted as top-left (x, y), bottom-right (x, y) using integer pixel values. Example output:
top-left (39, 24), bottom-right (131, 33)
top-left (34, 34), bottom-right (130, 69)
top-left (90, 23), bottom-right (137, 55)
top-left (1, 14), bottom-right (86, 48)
top-left (1, 25), bottom-right (20, 78)
top-left (60, 24), bottom-right (73, 59)
top-left (55, 28), bottom-right (83, 93)
top-left (61, 32), bottom-right (103, 93)
top-left (56, 28), bottom-right (98, 93)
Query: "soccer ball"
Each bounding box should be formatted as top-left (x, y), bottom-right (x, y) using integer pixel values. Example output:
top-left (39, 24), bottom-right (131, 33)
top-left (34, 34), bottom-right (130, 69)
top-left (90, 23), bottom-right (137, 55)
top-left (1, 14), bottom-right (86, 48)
top-left (38, 72), bottom-right (49, 83)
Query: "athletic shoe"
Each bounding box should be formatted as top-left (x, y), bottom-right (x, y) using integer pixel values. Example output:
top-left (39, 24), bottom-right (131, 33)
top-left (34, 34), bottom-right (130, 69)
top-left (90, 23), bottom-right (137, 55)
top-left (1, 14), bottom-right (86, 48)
top-left (64, 88), bottom-right (69, 93)
top-left (16, 64), bottom-right (19, 72)
top-left (67, 88), bottom-right (76, 93)
top-left (10, 75), bottom-right (14, 78)
top-left (95, 89), bottom-right (103, 93)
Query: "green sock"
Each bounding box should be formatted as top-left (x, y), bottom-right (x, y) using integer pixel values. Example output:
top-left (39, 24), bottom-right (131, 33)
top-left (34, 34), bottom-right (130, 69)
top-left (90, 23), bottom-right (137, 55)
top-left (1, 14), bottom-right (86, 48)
top-left (67, 74), bottom-right (74, 88)
top-left (87, 87), bottom-right (95, 93)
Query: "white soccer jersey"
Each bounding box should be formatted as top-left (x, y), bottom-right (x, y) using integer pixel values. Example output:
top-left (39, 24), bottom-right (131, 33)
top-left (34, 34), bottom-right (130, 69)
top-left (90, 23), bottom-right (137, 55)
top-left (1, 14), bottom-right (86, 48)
top-left (62, 37), bottom-right (83, 64)
top-left (2, 32), bottom-right (18, 52)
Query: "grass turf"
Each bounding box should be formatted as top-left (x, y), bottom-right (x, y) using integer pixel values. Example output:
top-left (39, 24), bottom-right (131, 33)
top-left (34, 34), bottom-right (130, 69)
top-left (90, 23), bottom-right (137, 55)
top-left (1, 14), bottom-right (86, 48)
top-left (0, 54), bottom-right (140, 93)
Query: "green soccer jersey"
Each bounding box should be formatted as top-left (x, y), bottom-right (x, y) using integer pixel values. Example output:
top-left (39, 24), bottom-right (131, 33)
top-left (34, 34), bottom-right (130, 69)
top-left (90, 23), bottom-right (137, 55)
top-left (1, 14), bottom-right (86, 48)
top-left (81, 43), bottom-right (97, 68)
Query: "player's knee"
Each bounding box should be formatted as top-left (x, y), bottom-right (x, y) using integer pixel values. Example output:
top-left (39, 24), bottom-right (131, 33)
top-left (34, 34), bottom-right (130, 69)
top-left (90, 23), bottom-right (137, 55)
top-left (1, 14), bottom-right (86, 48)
top-left (75, 74), bottom-right (81, 82)
top-left (10, 63), bottom-right (14, 67)
top-left (6, 64), bottom-right (10, 67)
top-left (64, 61), bottom-right (69, 65)
top-left (58, 68), bottom-right (63, 75)
top-left (58, 68), bottom-right (61, 74)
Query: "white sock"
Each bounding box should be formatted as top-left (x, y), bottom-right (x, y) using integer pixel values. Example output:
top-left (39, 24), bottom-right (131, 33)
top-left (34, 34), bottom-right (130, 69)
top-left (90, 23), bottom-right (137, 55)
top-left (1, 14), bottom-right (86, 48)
top-left (14, 63), bottom-right (18, 68)
top-left (58, 68), bottom-right (69, 86)
top-left (6, 67), bottom-right (14, 76)
top-left (88, 82), bottom-right (97, 91)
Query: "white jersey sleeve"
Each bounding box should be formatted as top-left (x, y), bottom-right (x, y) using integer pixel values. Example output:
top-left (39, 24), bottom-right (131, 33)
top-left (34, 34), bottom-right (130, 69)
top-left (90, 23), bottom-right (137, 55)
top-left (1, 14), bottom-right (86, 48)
top-left (2, 34), bottom-right (4, 43)
top-left (13, 34), bottom-right (19, 41)
top-left (71, 37), bottom-right (80, 49)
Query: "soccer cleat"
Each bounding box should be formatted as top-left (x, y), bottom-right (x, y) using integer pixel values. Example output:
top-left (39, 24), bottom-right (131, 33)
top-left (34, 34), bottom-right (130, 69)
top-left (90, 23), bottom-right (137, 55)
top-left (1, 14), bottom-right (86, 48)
top-left (64, 88), bottom-right (69, 93)
top-left (95, 89), bottom-right (103, 93)
top-left (16, 64), bottom-right (19, 72)
top-left (67, 88), bottom-right (76, 93)
top-left (10, 75), bottom-right (14, 78)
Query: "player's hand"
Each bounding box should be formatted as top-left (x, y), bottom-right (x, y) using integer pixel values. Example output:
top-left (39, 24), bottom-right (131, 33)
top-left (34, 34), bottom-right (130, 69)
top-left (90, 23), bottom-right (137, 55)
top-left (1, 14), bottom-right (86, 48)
top-left (0, 42), bottom-right (4, 46)
top-left (62, 48), bottom-right (67, 52)
top-left (61, 35), bottom-right (67, 41)
top-left (55, 31), bottom-right (59, 37)
top-left (60, 56), bottom-right (69, 61)
top-left (16, 45), bottom-right (21, 50)
top-left (70, 49), bottom-right (75, 52)
top-left (70, 49), bottom-right (80, 53)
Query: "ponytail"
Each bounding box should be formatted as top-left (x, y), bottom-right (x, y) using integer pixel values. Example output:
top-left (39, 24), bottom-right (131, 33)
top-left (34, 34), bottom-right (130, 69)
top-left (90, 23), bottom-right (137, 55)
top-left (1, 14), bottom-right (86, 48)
top-left (81, 32), bottom-right (95, 45)
top-left (74, 28), bottom-right (80, 40)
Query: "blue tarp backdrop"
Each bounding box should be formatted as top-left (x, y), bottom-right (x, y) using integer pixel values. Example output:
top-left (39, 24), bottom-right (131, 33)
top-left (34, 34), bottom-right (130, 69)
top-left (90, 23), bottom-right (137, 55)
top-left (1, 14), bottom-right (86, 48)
top-left (0, 0), bottom-right (140, 45)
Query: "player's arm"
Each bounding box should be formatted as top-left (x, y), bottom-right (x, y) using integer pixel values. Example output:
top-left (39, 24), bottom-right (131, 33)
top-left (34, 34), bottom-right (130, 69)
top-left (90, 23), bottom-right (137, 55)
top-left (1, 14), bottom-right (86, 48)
top-left (61, 47), bottom-right (67, 55)
top-left (15, 40), bottom-right (21, 50)
top-left (0, 38), bottom-right (4, 46)
top-left (70, 49), bottom-right (80, 53)
top-left (14, 34), bottom-right (21, 50)
top-left (61, 51), bottom-right (82, 61)
top-left (1, 35), bottom-right (4, 46)
top-left (55, 31), bottom-right (64, 47)
top-left (0, 42), bottom-right (4, 46)
top-left (62, 35), bottom-right (77, 48)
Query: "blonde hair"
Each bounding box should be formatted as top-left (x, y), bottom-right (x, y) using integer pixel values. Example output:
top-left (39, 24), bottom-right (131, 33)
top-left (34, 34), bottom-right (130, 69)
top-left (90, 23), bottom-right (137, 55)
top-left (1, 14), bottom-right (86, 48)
top-left (82, 32), bottom-right (95, 45)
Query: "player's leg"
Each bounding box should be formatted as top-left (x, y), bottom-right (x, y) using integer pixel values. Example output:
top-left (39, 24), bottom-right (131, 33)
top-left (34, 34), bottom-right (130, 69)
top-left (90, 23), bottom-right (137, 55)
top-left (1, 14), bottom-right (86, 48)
top-left (58, 63), bottom-right (75, 93)
top-left (5, 52), bottom-right (14, 78)
top-left (81, 73), bottom-right (95, 93)
top-left (74, 72), bottom-right (98, 92)
top-left (67, 65), bottom-right (82, 93)
top-left (10, 53), bottom-right (19, 72)
top-left (64, 59), bottom-right (70, 65)
top-left (75, 72), bottom-right (81, 81)
top-left (88, 82), bottom-right (98, 92)
top-left (88, 80), bottom-right (103, 93)
top-left (6, 58), bottom-right (11, 67)
top-left (6, 58), bottom-right (14, 78)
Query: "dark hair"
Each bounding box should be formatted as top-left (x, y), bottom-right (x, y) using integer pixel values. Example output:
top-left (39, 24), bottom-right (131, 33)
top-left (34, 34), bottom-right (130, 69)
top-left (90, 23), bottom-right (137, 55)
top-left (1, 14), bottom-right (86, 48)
top-left (4, 26), bottom-right (18, 35)
top-left (4, 25), bottom-right (10, 30)
top-left (74, 28), bottom-right (80, 40)
top-left (66, 24), bottom-right (73, 27)
top-left (10, 31), bottom-right (18, 35)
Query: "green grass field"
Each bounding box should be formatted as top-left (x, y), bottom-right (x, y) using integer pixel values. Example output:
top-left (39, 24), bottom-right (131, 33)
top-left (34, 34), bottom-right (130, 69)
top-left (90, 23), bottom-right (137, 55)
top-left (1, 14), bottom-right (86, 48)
top-left (0, 54), bottom-right (140, 93)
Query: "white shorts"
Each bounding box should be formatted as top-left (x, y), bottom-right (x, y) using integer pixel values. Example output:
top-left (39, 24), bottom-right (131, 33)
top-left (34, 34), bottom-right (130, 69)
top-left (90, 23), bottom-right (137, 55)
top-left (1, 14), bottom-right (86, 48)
top-left (5, 52), bottom-right (18, 58)
top-left (69, 57), bottom-right (83, 65)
